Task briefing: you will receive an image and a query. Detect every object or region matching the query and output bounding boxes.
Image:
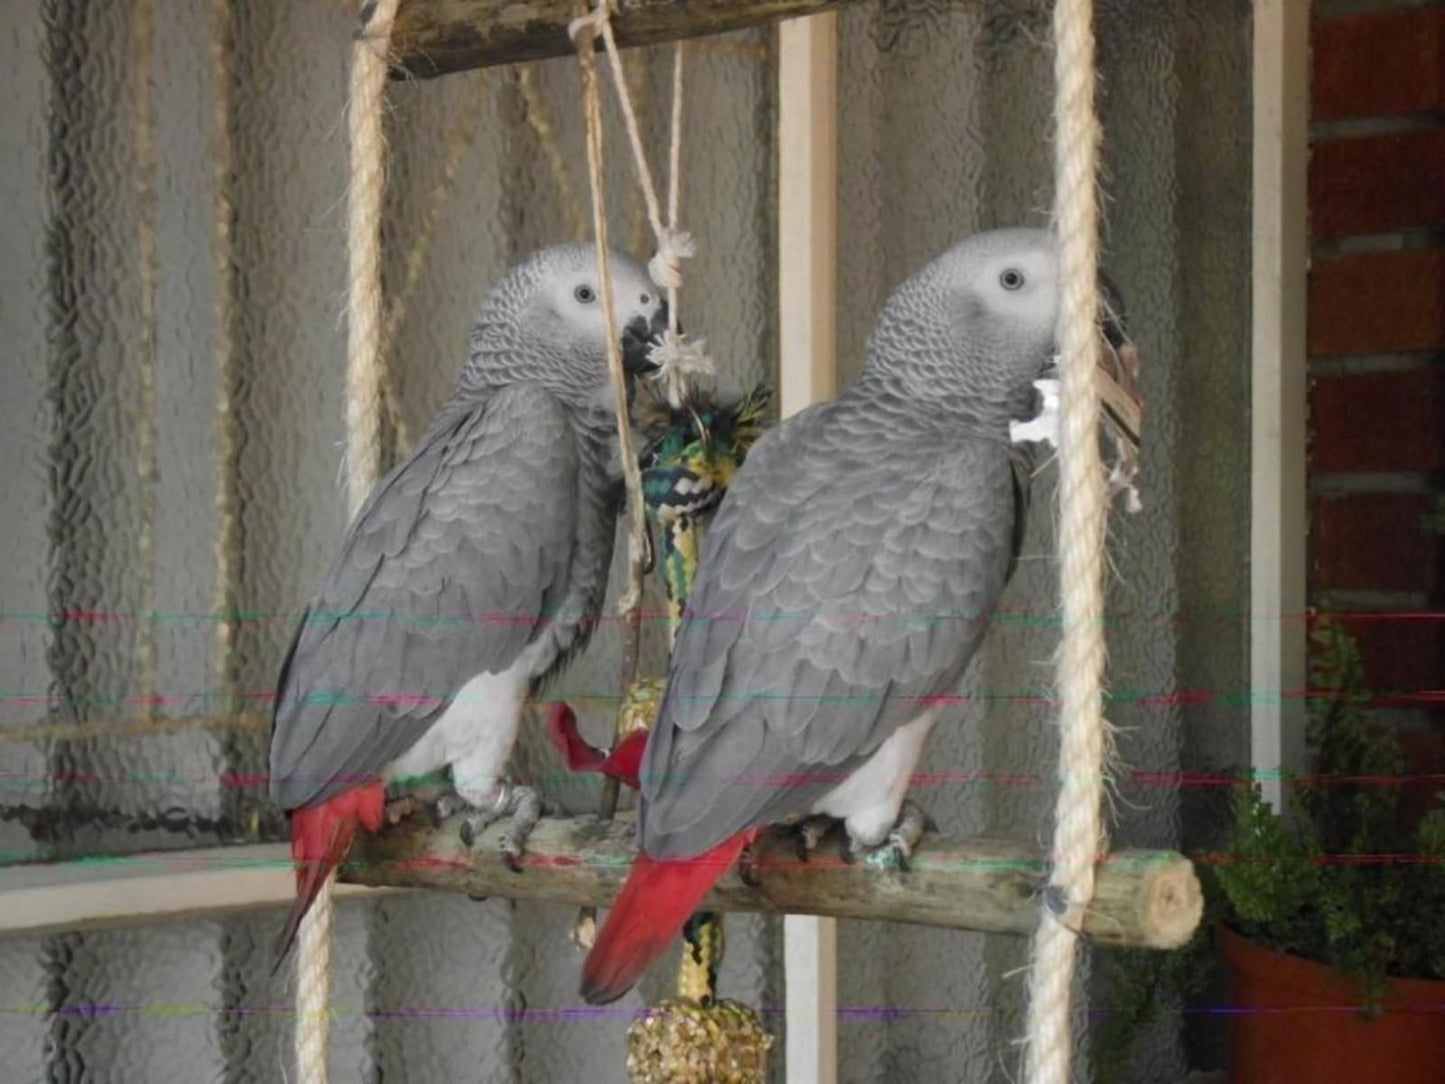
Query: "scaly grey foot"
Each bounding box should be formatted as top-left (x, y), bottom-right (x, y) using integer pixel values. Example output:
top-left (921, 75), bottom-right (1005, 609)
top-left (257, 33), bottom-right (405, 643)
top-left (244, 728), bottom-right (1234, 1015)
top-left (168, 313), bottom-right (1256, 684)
top-left (451, 782), bottom-right (542, 874)
top-left (844, 800), bottom-right (931, 872)
top-left (791, 815), bottom-right (837, 862)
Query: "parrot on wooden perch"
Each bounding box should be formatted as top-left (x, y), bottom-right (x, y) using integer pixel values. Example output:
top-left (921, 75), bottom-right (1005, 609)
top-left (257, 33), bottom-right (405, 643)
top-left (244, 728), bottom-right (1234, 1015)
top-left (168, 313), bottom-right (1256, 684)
top-left (266, 243), bottom-right (667, 965)
top-left (579, 228), bottom-right (1139, 1004)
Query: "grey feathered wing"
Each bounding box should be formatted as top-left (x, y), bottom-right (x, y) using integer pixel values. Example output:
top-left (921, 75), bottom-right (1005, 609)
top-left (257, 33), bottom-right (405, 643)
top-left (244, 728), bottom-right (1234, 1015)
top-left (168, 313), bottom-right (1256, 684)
top-left (639, 399), bottom-right (1026, 859)
top-left (268, 383), bottom-right (581, 811)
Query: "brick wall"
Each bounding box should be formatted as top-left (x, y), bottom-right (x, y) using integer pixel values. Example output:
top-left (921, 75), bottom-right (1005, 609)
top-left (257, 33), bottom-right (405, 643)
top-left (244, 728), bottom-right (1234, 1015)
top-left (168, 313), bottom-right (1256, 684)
top-left (1308, 1), bottom-right (1445, 806)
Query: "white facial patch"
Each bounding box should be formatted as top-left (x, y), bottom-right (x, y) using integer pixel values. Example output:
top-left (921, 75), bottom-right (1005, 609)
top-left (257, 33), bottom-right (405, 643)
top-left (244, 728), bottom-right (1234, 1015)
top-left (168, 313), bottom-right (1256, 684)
top-left (1009, 376), bottom-right (1060, 447)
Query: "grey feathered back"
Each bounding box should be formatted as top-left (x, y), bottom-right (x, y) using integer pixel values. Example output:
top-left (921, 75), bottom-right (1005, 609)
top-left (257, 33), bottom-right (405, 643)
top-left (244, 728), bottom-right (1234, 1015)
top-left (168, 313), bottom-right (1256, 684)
top-left (269, 245), bottom-right (652, 811)
top-left (638, 230), bottom-right (1057, 859)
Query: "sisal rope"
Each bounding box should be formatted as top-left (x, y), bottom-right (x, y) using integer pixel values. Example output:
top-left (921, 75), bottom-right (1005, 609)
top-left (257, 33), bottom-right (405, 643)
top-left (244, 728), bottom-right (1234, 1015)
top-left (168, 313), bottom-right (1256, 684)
top-left (665, 41), bottom-right (685, 334)
top-left (516, 64), bottom-right (587, 241)
top-left (570, 9), bottom-right (649, 682)
top-left (209, 0), bottom-right (240, 712)
top-left (1022, 1), bottom-right (1111, 1082)
top-left (132, 0), bottom-right (159, 723)
top-left (572, 3), bottom-right (710, 412)
top-left (379, 70), bottom-right (491, 457)
top-left (295, 2), bottom-right (401, 1081)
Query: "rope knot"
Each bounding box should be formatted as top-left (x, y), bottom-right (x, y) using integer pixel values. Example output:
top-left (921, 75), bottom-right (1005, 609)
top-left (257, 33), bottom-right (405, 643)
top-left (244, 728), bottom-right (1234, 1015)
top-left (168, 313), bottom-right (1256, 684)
top-left (648, 229), bottom-right (696, 291)
top-left (648, 329), bottom-right (714, 409)
top-left (567, 1), bottom-right (610, 45)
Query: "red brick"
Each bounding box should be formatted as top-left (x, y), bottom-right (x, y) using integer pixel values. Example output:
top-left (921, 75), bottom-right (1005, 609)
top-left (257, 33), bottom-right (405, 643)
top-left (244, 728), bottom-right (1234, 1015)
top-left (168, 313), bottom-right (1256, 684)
top-left (1313, 8), bottom-right (1445, 120)
top-left (1310, 368), bottom-right (1445, 472)
top-left (1308, 249), bottom-right (1445, 357)
top-left (1310, 130), bottom-right (1445, 237)
top-left (1312, 494), bottom-right (1443, 593)
top-left (1331, 614), bottom-right (1445, 697)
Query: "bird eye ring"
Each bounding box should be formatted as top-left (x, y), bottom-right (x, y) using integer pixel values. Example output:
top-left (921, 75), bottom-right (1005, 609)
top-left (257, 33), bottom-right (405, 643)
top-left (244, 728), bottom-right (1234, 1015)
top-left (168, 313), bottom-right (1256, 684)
top-left (574, 285), bottom-right (597, 304)
top-left (999, 269), bottom-right (1026, 291)
top-left (640, 293), bottom-right (651, 305)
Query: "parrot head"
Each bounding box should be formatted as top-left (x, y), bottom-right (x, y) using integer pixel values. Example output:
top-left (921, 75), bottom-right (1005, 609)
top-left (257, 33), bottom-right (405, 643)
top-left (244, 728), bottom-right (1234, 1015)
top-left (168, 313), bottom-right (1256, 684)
top-left (463, 243), bottom-right (668, 410)
top-left (864, 227), bottom-right (1133, 424)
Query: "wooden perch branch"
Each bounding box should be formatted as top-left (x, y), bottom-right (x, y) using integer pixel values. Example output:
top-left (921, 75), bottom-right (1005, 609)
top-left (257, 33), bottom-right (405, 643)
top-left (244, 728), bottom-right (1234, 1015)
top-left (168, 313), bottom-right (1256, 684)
top-left (341, 809), bottom-right (1203, 950)
top-left (387, 0), bottom-right (864, 79)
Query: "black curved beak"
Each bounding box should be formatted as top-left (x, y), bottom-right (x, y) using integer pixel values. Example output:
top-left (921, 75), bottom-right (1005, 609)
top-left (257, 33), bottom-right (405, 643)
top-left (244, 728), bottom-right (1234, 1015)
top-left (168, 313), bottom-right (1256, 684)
top-left (621, 303), bottom-right (670, 377)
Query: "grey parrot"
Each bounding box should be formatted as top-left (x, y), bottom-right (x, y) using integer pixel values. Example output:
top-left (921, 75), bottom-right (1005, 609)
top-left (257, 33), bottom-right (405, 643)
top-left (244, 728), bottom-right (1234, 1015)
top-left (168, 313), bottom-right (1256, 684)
top-left (580, 228), bottom-right (1134, 1003)
top-left (268, 243), bottom-right (666, 963)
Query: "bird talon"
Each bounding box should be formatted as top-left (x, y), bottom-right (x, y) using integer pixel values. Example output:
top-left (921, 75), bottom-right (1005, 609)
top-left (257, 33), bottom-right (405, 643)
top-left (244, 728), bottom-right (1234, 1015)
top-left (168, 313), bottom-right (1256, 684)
top-left (459, 816), bottom-right (483, 848)
top-left (498, 784), bottom-right (540, 872)
top-left (738, 844), bottom-right (763, 888)
top-left (790, 814), bottom-right (835, 863)
top-left (384, 795), bottom-right (420, 825)
top-left (859, 839), bottom-right (910, 872)
top-left (433, 792), bottom-right (471, 822)
top-left (891, 842), bottom-right (912, 873)
top-left (850, 801), bottom-right (928, 872)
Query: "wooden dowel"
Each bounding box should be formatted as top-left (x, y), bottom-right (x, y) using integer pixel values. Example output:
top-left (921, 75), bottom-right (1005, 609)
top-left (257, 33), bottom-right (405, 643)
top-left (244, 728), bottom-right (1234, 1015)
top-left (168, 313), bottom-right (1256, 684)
top-left (341, 809), bottom-right (1203, 950)
top-left (386, 0), bottom-right (867, 79)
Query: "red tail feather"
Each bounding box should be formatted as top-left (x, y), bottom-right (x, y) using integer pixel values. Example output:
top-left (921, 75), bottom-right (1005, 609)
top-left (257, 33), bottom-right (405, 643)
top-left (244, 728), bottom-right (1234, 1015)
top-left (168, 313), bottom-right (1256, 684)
top-left (271, 781), bottom-right (384, 971)
top-left (546, 702), bottom-right (607, 772)
top-left (546, 701), bottom-right (647, 790)
top-left (580, 829), bottom-right (754, 1004)
top-left (598, 729), bottom-right (647, 791)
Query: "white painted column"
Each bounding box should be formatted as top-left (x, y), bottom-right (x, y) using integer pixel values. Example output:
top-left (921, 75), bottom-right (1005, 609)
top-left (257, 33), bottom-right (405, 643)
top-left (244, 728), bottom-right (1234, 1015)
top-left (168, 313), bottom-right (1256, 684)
top-left (1249, 0), bottom-right (1309, 810)
top-left (778, 13), bottom-right (839, 1084)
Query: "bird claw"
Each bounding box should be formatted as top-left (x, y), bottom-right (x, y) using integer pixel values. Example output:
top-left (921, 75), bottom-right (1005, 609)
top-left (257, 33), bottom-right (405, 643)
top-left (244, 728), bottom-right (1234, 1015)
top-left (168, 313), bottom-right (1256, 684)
top-left (452, 783), bottom-right (541, 871)
top-left (499, 785), bottom-right (542, 872)
top-left (791, 815), bottom-right (836, 863)
top-left (738, 841), bottom-right (764, 888)
top-left (846, 801), bottom-right (930, 873)
top-left (434, 792), bottom-right (473, 823)
top-left (384, 795), bottom-right (423, 826)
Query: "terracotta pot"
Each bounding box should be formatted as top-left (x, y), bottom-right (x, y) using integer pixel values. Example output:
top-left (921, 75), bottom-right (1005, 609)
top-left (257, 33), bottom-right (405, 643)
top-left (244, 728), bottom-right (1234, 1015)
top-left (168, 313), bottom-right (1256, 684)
top-left (1217, 925), bottom-right (1445, 1083)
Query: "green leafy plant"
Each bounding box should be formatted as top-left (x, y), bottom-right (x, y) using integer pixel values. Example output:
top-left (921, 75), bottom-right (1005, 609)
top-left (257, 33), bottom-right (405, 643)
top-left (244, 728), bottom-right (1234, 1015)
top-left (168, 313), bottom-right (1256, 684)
top-left (1421, 496), bottom-right (1445, 537)
top-left (1213, 618), bottom-right (1445, 1003)
top-left (1094, 618), bottom-right (1445, 1080)
top-left (1092, 937), bottom-right (1213, 1083)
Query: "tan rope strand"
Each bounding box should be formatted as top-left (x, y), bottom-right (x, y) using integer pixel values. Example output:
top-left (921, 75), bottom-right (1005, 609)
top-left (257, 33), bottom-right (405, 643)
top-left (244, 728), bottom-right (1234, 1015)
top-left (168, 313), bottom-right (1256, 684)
top-left (1023, 1), bottom-right (1109, 1082)
top-left (574, 3), bottom-right (694, 295)
top-left (561, 16), bottom-right (649, 949)
top-left (341, 0), bottom-right (399, 514)
top-left (570, 1), bottom-right (709, 415)
top-left (515, 65), bottom-right (586, 241)
top-left (665, 42), bottom-right (685, 336)
top-left (132, 0), bottom-right (159, 724)
top-left (574, 18), bottom-right (648, 664)
top-left (209, 0), bottom-right (240, 708)
top-left (297, 3), bottom-right (400, 1081)
top-left (379, 70), bottom-right (491, 454)
top-left (596, 19), bottom-right (665, 239)
top-left (623, 52), bottom-right (652, 258)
